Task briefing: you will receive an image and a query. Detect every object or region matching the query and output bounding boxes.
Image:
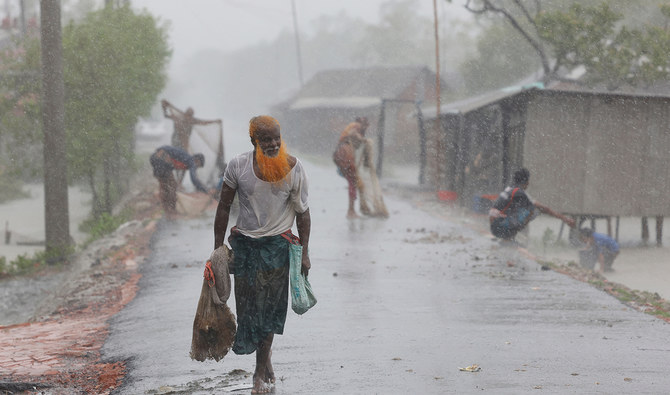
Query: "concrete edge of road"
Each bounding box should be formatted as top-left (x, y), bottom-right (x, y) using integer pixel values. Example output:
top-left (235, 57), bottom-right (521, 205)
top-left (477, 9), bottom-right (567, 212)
top-left (384, 182), bottom-right (670, 325)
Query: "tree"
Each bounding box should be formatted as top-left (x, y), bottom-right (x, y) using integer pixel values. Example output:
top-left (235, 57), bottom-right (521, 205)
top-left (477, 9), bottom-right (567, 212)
top-left (0, 2), bottom-right (169, 228)
top-left (352, 0), bottom-right (435, 67)
top-left (62, 3), bottom-right (170, 217)
top-left (0, 33), bottom-right (43, 181)
top-left (460, 22), bottom-right (541, 94)
top-left (536, 3), bottom-right (670, 89)
top-left (456, 0), bottom-right (670, 90)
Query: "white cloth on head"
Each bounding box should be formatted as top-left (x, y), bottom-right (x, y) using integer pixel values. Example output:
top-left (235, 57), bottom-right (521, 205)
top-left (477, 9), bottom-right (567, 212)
top-left (223, 151), bottom-right (309, 238)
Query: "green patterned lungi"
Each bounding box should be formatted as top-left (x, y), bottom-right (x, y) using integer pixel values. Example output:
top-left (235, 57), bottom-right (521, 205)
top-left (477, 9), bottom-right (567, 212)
top-left (228, 228), bottom-right (290, 355)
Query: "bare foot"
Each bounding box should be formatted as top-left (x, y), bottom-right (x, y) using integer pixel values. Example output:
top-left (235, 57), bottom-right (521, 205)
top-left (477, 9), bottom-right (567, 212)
top-left (347, 210), bottom-right (359, 219)
top-left (251, 374), bottom-right (273, 394)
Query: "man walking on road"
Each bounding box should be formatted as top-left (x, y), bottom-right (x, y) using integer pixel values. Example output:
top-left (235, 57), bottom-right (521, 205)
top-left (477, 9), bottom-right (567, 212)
top-left (214, 115), bottom-right (311, 394)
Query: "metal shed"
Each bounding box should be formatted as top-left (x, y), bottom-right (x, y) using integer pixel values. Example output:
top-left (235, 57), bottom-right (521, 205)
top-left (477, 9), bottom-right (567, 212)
top-left (423, 86), bottom-right (670, 241)
top-left (421, 84), bottom-right (539, 200)
top-left (525, 89), bottom-right (670, 217)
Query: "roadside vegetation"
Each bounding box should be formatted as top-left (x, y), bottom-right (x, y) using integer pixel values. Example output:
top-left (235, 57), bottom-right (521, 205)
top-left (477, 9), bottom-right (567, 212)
top-left (0, 248), bottom-right (73, 278)
top-left (0, 2), bottom-right (169, 245)
top-left (0, 168), bottom-right (158, 279)
top-left (0, 209), bottom-right (130, 278)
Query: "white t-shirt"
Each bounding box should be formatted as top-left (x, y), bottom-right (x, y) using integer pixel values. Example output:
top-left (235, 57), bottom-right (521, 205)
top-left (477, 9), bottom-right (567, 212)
top-left (223, 151), bottom-right (309, 238)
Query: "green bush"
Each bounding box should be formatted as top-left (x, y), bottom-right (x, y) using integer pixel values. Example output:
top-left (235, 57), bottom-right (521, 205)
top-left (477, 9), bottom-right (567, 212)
top-left (0, 249), bottom-right (63, 277)
top-left (12, 253), bottom-right (42, 275)
top-left (80, 209), bottom-right (131, 244)
top-left (0, 256), bottom-right (7, 276)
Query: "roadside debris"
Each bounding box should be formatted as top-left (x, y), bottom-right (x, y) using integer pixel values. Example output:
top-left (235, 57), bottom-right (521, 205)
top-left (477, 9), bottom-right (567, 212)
top-left (459, 364), bottom-right (481, 372)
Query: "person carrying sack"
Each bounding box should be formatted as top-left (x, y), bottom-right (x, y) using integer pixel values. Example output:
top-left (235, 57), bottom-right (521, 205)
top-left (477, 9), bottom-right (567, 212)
top-left (213, 115), bottom-right (312, 394)
top-left (489, 168), bottom-right (575, 241)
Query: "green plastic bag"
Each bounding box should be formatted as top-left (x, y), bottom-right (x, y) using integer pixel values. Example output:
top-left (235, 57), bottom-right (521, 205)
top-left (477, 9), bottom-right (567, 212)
top-left (288, 243), bottom-right (317, 315)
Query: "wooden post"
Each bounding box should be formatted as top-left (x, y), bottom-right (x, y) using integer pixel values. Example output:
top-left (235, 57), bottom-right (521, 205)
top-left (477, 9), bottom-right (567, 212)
top-left (376, 100), bottom-right (387, 177)
top-left (615, 216), bottom-right (620, 242)
top-left (291, 0), bottom-right (304, 87)
top-left (656, 216), bottom-right (663, 247)
top-left (606, 216), bottom-right (612, 237)
top-left (642, 217), bottom-right (649, 245)
top-left (432, 0), bottom-right (442, 188)
top-left (416, 102), bottom-right (426, 185)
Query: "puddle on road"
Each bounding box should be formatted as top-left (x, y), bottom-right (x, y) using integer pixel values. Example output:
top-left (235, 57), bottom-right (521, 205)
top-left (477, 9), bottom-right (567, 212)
top-left (145, 369), bottom-right (252, 394)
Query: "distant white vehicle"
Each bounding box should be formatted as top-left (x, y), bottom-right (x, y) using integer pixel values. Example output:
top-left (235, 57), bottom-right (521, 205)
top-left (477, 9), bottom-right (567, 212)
top-left (135, 119), bottom-right (169, 141)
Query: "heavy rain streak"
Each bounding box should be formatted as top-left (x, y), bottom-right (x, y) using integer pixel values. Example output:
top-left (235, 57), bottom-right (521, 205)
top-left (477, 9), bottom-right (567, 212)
top-left (1, 0), bottom-right (670, 394)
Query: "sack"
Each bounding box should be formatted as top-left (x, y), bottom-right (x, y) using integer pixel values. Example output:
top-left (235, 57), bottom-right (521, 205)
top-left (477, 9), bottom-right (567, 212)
top-left (288, 242), bottom-right (317, 315)
top-left (357, 139), bottom-right (389, 218)
top-left (190, 246), bottom-right (237, 362)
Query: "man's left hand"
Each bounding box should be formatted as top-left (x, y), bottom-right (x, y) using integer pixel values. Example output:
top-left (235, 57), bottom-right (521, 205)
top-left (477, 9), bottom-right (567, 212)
top-left (301, 253), bottom-right (311, 277)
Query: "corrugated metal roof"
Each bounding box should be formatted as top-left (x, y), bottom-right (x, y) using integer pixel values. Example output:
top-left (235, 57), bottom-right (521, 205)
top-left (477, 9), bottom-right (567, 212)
top-left (295, 65), bottom-right (433, 100)
top-left (547, 79), bottom-right (670, 100)
top-left (422, 83), bottom-right (543, 119)
top-left (289, 96), bottom-right (382, 110)
top-left (283, 66), bottom-right (442, 111)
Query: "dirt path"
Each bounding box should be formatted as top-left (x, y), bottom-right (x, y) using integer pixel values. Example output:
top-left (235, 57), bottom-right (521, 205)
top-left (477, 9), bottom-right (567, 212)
top-left (0, 183), bottom-right (160, 394)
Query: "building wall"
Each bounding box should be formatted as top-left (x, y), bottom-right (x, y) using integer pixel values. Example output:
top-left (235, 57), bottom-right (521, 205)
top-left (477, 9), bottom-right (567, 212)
top-left (278, 108), bottom-right (377, 156)
top-left (277, 69), bottom-right (441, 165)
top-left (424, 101), bottom-right (524, 200)
top-left (524, 92), bottom-right (670, 216)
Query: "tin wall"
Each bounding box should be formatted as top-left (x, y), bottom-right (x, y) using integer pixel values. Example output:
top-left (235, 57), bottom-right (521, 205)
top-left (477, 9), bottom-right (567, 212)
top-left (524, 92), bottom-right (670, 216)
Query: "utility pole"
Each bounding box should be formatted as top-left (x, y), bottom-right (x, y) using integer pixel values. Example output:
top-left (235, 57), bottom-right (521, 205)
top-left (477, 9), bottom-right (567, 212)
top-left (291, 0), bottom-right (304, 86)
top-left (40, 0), bottom-right (71, 262)
top-left (432, 0), bottom-right (442, 188)
top-left (19, 0), bottom-right (25, 35)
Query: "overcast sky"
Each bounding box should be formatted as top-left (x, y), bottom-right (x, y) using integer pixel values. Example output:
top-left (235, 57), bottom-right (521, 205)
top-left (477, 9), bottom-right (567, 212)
top-left (130, 0), bottom-right (466, 71)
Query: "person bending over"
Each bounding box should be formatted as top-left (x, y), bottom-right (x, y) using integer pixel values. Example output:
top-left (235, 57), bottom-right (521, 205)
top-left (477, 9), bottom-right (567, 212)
top-left (489, 168), bottom-right (575, 242)
top-left (150, 145), bottom-right (211, 216)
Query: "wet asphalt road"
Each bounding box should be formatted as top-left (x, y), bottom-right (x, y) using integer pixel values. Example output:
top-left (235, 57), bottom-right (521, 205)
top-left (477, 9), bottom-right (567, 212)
top-left (103, 160), bottom-right (670, 394)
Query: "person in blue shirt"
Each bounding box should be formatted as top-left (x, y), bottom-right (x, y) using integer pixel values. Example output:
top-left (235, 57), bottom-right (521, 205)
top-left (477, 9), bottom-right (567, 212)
top-left (150, 145), bottom-right (211, 216)
top-left (579, 227), bottom-right (620, 273)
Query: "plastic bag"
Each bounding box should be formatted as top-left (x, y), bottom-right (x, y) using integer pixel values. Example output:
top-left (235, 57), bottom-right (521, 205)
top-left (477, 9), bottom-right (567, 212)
top-left (288, 243), bottom-right (317, 315)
